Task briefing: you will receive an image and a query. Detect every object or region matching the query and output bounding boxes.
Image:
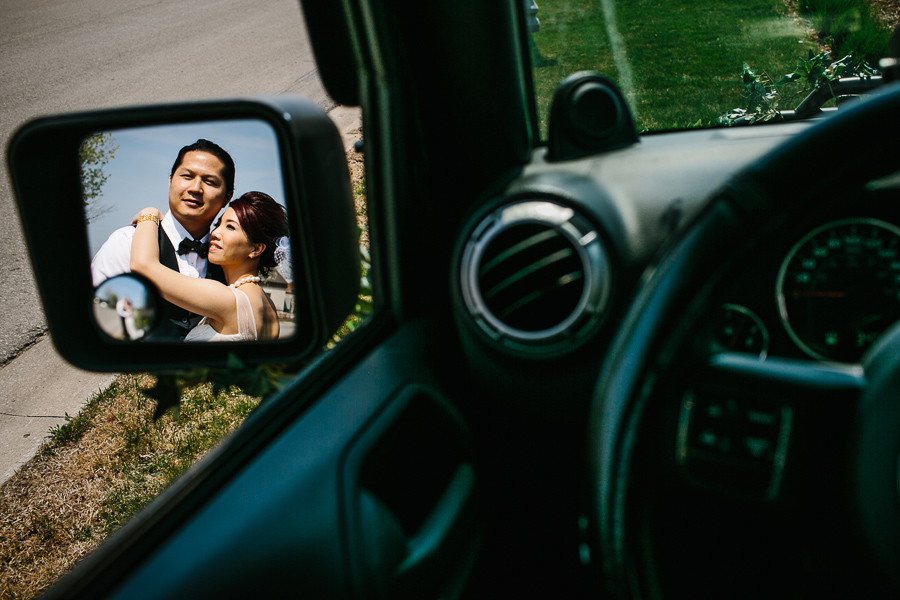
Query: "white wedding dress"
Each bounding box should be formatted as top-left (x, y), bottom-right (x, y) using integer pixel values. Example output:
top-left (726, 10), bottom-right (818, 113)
top-left (184, 287), bottom-right (258, 342)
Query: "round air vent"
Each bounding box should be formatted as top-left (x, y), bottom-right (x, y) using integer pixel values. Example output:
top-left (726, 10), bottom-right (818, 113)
top-left (459, 200), bottom-right (613, 356)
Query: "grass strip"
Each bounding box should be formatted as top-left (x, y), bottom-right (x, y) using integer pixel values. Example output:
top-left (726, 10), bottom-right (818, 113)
top-left (0, 374), bottom-right (260, 599)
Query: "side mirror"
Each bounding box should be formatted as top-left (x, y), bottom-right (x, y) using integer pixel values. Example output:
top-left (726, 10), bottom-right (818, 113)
top-left (6, 96), bottom-right (360, 370)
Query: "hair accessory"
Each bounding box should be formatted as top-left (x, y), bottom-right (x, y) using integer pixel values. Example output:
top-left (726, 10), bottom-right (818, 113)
top-left (274, 237), bottom-right (293, 283)
top-left (135, 214), bottom-right (160, 226)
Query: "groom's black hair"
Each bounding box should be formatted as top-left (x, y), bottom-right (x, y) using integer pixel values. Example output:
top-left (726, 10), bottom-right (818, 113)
top-left (170, 139), bottom-right (236, 199)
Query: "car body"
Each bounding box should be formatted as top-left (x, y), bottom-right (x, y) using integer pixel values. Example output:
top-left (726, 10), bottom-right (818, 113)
top-left (7, 0), bottom-right (900, 598)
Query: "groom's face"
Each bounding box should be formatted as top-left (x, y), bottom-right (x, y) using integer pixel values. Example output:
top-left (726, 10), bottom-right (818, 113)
top-left (168, 150), bottom-right (231, 238)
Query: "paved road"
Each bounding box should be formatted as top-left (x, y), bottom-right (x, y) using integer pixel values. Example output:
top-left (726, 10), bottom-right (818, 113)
top-left (0, 0), bottom-right (333, 364)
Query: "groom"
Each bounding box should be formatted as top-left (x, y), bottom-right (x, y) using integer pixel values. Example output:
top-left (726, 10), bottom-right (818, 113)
top-left (91, 139), bottom-right (234, 340)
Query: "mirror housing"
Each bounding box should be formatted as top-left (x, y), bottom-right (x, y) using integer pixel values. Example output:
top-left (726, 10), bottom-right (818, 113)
top-left (7, 96), bottom-right (360, 370)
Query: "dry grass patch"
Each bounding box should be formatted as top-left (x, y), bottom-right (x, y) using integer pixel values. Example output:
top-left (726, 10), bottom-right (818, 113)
top-left (869, 0), bottom-right (900, 28)
top-left (0, 374), bottom-right (260, 599)
top-left (347, 141), bottom-right (368, 248)
top-left (330, 140), bottom-right (372, 346)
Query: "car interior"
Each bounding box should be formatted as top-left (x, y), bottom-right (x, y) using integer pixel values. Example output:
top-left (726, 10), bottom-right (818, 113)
top-left (6, 0), bottom-right (900, 598)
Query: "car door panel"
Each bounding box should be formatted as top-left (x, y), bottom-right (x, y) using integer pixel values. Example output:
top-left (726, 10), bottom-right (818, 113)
top-left (40, 317), bottom-right (476, 600)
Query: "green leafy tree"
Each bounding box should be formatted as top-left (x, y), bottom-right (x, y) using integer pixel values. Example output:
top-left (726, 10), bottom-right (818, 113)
top-left (79, 132), bottom-right (119, 224)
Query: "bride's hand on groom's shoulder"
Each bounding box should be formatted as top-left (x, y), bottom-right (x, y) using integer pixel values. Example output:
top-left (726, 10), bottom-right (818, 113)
top-left (131, 207), bottom-right (164, 225)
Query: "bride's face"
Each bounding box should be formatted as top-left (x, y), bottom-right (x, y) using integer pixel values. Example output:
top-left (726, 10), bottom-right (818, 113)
top-left (207, 208), bottom-right (263, 268)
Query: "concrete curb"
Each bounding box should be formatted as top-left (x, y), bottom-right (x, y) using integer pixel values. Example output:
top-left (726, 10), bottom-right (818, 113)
top-left (328, 104), bottom-right (363, 153)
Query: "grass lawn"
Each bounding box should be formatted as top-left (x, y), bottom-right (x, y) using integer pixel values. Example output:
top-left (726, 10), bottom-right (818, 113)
top-left (0, 374), bottom-right (261, 598)
top-left (800, 0), bottom-right (893, 62)
top-left (529, 0), bottom-right (888, 133)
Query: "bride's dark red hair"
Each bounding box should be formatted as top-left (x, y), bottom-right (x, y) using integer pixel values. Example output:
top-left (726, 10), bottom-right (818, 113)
top-left (228, 191), bottom-right (288, 277)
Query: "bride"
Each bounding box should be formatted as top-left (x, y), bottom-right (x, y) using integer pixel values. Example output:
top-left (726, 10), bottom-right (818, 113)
top-left (131, 191), bottom-right (288, 341)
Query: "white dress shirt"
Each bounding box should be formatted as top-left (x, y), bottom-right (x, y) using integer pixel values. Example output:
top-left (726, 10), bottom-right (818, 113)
top-left (91, 211), bottom-right (212, 286)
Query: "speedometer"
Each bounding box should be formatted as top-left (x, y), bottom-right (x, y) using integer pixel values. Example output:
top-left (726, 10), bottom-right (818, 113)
top-left (776, 218), bottom-right (900, 363)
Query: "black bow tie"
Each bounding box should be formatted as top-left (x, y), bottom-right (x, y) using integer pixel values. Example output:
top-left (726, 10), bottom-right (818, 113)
top-left (177, 237), bottom-right (208, 258)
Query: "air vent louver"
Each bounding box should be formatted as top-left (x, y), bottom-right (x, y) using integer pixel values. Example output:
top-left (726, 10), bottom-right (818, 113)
top-left (480, 224), bottom-right (585, 331)
top-left (460, 200), bottom-right (612, 356)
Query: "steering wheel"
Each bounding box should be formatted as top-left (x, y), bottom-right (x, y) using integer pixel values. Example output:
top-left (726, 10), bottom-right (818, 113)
top-left (590, 81), bottom-right (900, 598)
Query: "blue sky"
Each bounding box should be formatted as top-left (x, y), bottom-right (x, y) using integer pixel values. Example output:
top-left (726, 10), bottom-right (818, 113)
top-left (86, 119), bottom-right (285, 256)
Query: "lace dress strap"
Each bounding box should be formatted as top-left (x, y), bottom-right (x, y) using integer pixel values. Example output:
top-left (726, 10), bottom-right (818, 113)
top-left (230, 287), bottom-right (258, 341)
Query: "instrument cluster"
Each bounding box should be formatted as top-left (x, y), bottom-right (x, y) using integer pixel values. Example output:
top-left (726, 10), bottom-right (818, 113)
top-left (710, 184), bottom-right (900, 365)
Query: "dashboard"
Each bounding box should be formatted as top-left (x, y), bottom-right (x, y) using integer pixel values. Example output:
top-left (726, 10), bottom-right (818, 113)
top-left (453, 118), bottom-right (900, 420)
top-left (709, 180), bottom-right (900, 365)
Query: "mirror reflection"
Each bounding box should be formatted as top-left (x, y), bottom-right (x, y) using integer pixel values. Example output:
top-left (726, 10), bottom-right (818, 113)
top-left (93, 274), bottom-right (159, 341)
top-left (83, 120), bottom-right (296, 343)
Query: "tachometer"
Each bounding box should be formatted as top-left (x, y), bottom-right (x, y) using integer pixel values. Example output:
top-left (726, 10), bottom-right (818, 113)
top-left (776, 218), bottom-right (900, 363)
top-left (714, 304), bottom-right (769, 359)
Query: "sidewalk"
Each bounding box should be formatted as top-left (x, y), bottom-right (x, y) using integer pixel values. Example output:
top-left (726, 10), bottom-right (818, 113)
top-left (0, 336), bottom-right (117, 484)
top-left (0, 106), bottom-right (363, 487)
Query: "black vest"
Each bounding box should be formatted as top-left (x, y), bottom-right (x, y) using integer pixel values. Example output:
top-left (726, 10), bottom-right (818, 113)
top-left (147, 228), bottom-right (225, 341)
